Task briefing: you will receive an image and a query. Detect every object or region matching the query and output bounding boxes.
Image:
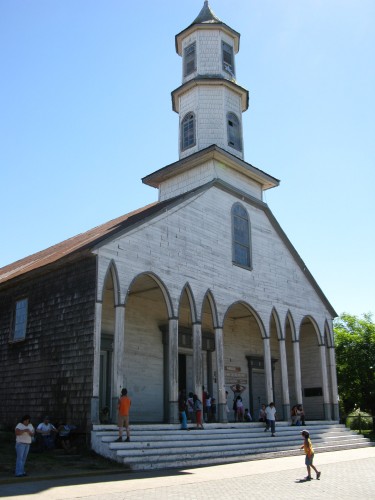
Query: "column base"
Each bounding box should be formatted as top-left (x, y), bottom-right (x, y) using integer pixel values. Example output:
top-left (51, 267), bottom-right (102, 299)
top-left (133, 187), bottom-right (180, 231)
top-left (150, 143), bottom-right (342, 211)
top-left (90, 397), bottom-right (100, 425)
top-left (324, 402), bottom-right (331, 420)
top-left (218, 403), bottom-right (228, 423)
top-left (169, 401), bottom-right (179, 424)
top-left (282, 404), bottom-right (290, 422)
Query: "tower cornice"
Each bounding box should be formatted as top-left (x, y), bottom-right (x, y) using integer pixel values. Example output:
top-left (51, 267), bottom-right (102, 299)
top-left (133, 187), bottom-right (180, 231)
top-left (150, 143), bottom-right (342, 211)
top-left (171, 77), bottom-right (249, 113)
top-left (142, 145), bottom-right (279, 191)
top-left (175, 23), bottom-right (240, 55)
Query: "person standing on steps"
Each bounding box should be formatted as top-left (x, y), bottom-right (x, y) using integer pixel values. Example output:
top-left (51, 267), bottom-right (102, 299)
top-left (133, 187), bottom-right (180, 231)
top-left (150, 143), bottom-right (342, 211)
top-left (230, 383), bottom-right (245, 422)
top-left (115, 388), bottom-right (131, 442)
top-left (193, 394), bottom-right (204, 429)
top-left (264, 402), bottom-right (277, 436)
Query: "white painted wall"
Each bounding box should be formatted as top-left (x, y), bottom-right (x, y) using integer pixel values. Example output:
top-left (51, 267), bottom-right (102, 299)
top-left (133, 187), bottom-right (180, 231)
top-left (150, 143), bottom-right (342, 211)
top-left (94, 184), bottom-right (333, 421)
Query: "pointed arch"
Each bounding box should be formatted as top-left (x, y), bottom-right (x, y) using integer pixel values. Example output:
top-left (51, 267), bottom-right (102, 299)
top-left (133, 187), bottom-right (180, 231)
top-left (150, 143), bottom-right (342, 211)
top-left (285, 310), bottom-right (297, 341)
top-left (324, 320), bottom-right (334, 348)
top-left (299, 315), bottom-right (322, 345)
top-left (201, 289), bottom-right (219, 328)
top-left (270, 307), bottom-right (283, 340)
top-left (179, 283), bottom-right (198, 323)
top-left (100, 259), bottom-right (121, 305)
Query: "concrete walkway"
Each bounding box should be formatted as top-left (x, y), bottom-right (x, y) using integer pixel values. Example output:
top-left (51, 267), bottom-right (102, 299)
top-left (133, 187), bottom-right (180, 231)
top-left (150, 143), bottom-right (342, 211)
top-left (0, 447), bottom-right (374, 499)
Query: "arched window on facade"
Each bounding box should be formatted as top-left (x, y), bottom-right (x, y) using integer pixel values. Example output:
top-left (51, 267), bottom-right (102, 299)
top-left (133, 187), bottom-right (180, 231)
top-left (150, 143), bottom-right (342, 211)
top-left (232, 203), bottom-right (251, 268)
top-left (227, 112), bottom-right (242, 151)
top-left (181, 112), bottom-right (196, 151)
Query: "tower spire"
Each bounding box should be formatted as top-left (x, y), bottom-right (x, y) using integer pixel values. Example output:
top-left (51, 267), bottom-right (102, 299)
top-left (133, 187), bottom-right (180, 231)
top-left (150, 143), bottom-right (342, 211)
top-left (191, 1), bottom-right (221, 25)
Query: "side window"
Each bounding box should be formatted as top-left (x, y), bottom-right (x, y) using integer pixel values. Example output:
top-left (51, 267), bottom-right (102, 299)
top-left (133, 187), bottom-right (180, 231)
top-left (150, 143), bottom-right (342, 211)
top-left (181, 112), bottom-right (196, 151)
top-left (184, 42), bottom-right (196, 77)
top-left (11, 298), bottom-right (28, 341)
top-left (232, 203), bottom-right (251, 268)
top-left (222, 41), bottom-right (235, 77)
top-left (227, 113), bottom-right (242, 151)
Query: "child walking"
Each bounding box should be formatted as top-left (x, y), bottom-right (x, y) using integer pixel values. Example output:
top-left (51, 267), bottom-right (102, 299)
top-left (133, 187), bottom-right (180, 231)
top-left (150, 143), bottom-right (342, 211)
top-left (300, 430), bottom-right (321, 480)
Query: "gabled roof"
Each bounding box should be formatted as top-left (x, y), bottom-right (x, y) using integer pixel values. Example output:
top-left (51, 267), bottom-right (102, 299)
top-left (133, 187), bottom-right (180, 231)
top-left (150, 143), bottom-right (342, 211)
top-left (0, 179), bottom-right (336, 317)
top-left (0, 202), bottom-right (159, 286)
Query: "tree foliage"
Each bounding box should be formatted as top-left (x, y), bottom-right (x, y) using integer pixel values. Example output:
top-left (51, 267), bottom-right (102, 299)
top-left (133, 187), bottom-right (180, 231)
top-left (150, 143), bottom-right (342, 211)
top-left (334, 313), bottom-right (375, 414)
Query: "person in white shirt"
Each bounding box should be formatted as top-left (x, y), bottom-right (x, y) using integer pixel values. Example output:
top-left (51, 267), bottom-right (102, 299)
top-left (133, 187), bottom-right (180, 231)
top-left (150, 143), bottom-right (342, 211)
top-left (15, 414), bottom-right (35, 477)
top-left (264, 402), bottom-right (277, 436)
top-left (36, 416), bottom-right (57, 450)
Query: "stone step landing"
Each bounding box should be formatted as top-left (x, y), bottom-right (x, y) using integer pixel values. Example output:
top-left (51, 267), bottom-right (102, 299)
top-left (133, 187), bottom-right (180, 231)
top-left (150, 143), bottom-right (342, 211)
top-left (91, 421), bottom-right (373, 471)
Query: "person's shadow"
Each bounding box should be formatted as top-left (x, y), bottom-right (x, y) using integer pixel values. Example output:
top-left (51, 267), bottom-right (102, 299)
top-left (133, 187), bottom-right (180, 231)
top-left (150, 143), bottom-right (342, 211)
top-left (295, 478), bottom-right (313, 483)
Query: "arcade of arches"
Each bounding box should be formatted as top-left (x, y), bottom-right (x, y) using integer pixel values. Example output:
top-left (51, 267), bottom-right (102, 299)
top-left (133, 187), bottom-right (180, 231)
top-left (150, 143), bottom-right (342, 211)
top-left (95, 270), bottom-right (338, 424)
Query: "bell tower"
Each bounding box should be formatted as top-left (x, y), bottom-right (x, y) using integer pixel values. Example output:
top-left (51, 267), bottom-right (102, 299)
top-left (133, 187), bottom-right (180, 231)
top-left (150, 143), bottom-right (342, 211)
top-left (143, 2), bottom-right (278, 202)
top-left (173, 1), bottom-right (249, 160)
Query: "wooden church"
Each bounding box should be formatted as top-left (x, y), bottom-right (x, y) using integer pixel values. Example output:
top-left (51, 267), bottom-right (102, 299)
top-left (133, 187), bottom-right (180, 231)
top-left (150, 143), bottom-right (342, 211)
top-left (0, 2), bottom-right (339, 431)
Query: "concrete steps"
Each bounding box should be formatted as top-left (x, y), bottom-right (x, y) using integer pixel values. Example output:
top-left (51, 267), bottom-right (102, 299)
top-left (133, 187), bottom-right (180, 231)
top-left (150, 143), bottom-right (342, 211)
top-left (91, 421), bottom-right (373, 471)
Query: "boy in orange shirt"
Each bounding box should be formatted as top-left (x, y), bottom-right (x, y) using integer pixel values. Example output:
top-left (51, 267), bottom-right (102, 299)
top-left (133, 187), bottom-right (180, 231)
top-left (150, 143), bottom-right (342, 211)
top-left (115, 388), bottom-right (131, 442)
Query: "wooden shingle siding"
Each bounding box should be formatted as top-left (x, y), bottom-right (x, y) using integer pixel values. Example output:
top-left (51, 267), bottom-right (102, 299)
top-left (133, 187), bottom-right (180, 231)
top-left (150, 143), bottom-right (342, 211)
top-left (0, 257), bottom-right (97, 428)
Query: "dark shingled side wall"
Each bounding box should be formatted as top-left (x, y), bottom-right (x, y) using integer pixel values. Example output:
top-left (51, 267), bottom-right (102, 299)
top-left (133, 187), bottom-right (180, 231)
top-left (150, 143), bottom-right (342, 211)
top-left (0, 256), bottom-right (97, 430)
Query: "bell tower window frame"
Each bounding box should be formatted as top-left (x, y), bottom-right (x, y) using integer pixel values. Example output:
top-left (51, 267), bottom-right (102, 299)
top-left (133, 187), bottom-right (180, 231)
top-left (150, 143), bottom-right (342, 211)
top-left (222, 41), bottom-right (235, 77)
top-left (181, 112), bottom-right (196, 151)
top-left (184, 42), bottom-right (197, 77)
top-left (227, 112), bottom-right (242, 152)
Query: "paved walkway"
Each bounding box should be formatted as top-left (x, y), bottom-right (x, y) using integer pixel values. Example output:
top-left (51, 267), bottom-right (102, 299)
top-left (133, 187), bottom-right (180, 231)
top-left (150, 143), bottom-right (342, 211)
top-left (0, 447), bottom-right (374, 499)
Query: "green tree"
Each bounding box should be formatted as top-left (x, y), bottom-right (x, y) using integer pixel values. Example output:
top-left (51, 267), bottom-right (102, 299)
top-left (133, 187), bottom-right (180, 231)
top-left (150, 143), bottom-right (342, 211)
top-left (334, 313), bottom-right (375, 415)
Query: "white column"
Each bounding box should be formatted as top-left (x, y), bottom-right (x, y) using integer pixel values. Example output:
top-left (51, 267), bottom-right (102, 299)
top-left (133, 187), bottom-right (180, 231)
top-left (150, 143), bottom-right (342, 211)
top-left (328, 346), bottom-right (339, 420)
top-left (263, 337), bottom-right (273, 404)
top-left (319, 344), bottom-right (331, 420)
top-left (168, 317), bottom-right (179, 423)
top-left (293, 340), bottom-right (303, 404)
top-left (278, 338), bottom-right (290, 420)
top-left (193, 322), bottom-right (203, 397)
top-left (111, 304), bottom-right (125, 420)
top-left (91, 301), bottom-right (102, 424)
top-left (214, 326), bottom-right (227, 422)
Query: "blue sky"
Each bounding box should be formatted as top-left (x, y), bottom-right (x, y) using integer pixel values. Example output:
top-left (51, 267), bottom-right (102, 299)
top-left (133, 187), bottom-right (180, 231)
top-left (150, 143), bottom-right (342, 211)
top-left (1, 0), bottom-right (374, 318)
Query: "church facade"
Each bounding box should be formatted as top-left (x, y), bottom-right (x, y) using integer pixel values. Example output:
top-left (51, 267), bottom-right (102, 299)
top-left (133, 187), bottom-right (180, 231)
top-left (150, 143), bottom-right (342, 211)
top-left (0, 2), bottom-right (339, 430)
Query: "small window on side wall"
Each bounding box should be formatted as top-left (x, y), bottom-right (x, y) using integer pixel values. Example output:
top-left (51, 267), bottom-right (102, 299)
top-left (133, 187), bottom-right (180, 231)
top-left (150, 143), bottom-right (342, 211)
top-left (184, 42), bottom-right (196, 77)
top-left (232, 203), bottom-right (251, 269)
top-left (181, 112), bottom-right (196, 151)
top-left (11, 298), bottom-right (28, 341)
top-left (227, 113), bottom-right (242, 151)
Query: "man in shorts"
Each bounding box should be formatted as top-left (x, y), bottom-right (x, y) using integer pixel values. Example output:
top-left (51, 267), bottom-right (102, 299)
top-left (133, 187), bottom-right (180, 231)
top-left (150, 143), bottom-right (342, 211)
top-left (115, 388), bottom-right (131, 442)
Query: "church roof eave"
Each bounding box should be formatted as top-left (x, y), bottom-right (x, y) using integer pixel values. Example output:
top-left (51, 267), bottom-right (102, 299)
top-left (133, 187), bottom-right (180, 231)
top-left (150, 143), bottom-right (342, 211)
top-left (142, 145), bottom-right (279, 191)
top-left (0, 180), bottom-right (337, 319)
